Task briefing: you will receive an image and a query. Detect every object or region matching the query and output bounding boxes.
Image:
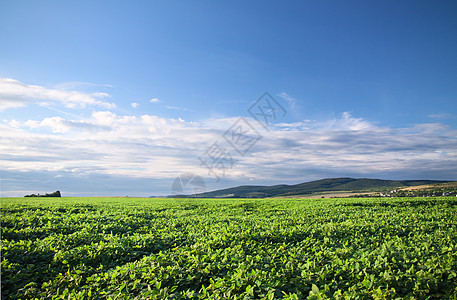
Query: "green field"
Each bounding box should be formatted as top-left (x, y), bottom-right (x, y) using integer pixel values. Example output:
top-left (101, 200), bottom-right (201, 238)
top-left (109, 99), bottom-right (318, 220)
top-left (1, 197), bottom-right (457, 299)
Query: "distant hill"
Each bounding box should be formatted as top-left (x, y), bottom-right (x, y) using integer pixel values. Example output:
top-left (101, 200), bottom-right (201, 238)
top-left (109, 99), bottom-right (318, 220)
top-left (171, 178), bottom-right (453, 198)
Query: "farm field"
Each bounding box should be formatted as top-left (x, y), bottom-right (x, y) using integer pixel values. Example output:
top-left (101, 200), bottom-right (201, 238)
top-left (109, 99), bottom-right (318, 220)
top-left (1, 197), bottom-right (457, 299)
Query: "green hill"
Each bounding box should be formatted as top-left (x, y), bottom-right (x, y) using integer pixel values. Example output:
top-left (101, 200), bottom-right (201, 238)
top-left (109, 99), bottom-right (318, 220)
top-left (174, 178), bottom-right (453, 198)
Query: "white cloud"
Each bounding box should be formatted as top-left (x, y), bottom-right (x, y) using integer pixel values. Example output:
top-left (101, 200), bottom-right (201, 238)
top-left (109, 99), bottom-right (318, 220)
top-left (1, 111), bottom-right (456, 196)
top-left (92, 111), bottom-right (117, 127)
top-left (150, 98), bottom-right (160, 103)
top-left (328, 112), bottom-right (373, 131)
top-left (131, 102), bottom-right (139, 108)
top-left (429, 113), bottom-right (455, 119)
top-left (0, 77), bottom-right (116, 111)
top-left (165, 105), bottom-right (194, 112)
top-left (217, 99), bottom-right (249, 104)
top-left (55, 81), bottom-right (113, 90)
top-left (8, 119), bottom-right (20, 128)
top-left (277, 92), bottom-right (296, 109)
top-left (0, 96), bottom-right (30, 111)
top-left (25, 116), bottom-right (109, 133)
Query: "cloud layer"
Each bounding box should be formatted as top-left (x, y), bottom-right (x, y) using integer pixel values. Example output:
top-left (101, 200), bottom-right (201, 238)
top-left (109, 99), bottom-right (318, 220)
top-left (2, 109), bottom-right (457, 196)
top-left (0, 78), bottom-right (116, 111)
top-left (1, 77), bottom-right (456, 196)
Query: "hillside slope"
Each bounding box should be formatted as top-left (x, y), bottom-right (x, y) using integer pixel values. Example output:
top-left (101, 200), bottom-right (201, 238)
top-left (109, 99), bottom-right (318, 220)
top-left (174, 178), bottom-right (452, 198)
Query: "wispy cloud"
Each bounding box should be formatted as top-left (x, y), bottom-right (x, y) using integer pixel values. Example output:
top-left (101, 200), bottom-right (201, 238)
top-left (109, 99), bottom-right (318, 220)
top-left (0, 112), bottom-right (204, 179)
top-left (150, 98), bottom-right (160, 103)
top-left (277, 92), bottom-right (296, 109)
top-left (25, 116), bottom-right (110, 133)
top-left (327, 111), bottom-right (373, 131)
top-left (428, 113), bottom-right (455, 119)
top-left (0, 78), bottom-right (116, 111)
top-left (1, 111), bottom-right (456, 196)
top-left (165, 105), bottom-right (194, 112)
top-left (217, 99), bottom-right (249, 104)
top-left (5, 119), bottom-right (21, 128)
top-left (55, 81), bottom-right (113, 90)
top-left (131, 102), bottom-right (139, 108)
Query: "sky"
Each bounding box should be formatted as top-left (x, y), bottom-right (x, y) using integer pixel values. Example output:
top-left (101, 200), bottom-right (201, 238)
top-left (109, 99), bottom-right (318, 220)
top-left (1, 0), bottom-right (457, 197)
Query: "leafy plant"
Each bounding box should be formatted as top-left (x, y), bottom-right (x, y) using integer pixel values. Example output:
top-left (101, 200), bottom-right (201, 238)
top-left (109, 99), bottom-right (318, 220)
top-left (1, 196), bottom-right (456, 299)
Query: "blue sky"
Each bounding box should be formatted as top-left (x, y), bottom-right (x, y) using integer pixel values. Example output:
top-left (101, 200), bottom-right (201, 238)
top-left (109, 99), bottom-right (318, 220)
top-left (1, 1), bottom-right (457, 196)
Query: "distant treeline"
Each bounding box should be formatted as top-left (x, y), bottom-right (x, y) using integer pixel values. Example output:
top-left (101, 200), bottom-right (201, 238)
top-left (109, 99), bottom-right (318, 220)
top-left (25, 191), bottom-right (61, 197)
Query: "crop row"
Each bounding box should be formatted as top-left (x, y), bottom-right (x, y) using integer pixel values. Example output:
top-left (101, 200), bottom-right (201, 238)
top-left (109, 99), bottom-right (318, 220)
top-left (1, 197), bottom-right (456, 299)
